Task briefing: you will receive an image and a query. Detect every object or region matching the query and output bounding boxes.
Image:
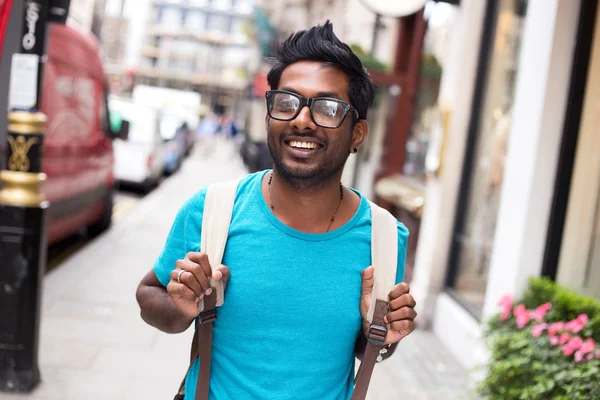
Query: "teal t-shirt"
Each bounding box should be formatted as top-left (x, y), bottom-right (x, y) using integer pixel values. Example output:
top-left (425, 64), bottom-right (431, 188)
top-left (153, 170), bottom-right (409, 400)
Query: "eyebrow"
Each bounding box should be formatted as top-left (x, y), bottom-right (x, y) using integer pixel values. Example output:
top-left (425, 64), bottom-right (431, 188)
top-left (280, 87), bottom-right (344, 100)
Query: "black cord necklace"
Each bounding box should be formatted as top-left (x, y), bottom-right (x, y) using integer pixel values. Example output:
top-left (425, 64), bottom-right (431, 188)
top-left (268, 172), bottom-right (344, 233)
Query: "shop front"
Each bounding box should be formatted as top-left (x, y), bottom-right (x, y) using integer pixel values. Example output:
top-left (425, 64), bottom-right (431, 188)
top-left (410, 0), bottom-right (587, 370)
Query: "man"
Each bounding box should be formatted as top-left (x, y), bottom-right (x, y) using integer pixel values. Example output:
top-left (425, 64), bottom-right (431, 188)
top-left (136, 21), bottom-right (417, 400)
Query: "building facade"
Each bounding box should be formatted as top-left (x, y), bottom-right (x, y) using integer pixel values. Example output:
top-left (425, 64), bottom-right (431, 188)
top-left (101, 0), bottom-right (254, 114)
top-left (408, 0), bottom-right (600, 372)
top-left (68, 0), bottom-right (97, 32)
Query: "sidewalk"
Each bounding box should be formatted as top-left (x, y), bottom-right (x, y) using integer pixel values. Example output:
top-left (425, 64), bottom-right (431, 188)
top-left (2, 138), bottom-right (469, 400)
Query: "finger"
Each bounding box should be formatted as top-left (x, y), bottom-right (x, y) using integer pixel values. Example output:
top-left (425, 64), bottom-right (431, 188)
top-left (213, 264), bottom-right (230, 286)
top-left (187, 252), bottom-right (213, 281)
top-left (389, 320), bottom-right (415, 334)
top-left (384, 307), bottom-right (417, 324)
top-left (177, 258), bottom-right (211, 295)
top-left (388, 293), bottom-right (416, 311)
top-left (388, 282), bottom-right (410, 300)
top-left (170, 266), bottom-right (203, 299)
top-left (167, 281), bottom-right (198, 302)
top-left (361, 266), bottom-right (374, 296)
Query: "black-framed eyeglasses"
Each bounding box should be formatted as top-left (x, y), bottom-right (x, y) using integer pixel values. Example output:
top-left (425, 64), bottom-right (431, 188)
top-left (265, 90), bottom-right (360, 129)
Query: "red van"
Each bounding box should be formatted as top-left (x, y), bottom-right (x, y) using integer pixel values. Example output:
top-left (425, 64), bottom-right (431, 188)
top-left (38, 23), bottom-right (126, 245)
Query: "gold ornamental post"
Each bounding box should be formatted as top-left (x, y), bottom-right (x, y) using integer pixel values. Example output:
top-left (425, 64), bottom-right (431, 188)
top-left (0, 111), bottom-right (48, 207)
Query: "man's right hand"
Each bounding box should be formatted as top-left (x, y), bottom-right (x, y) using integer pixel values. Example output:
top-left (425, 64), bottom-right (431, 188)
top-left (167, 252), bottom-right (230, 321)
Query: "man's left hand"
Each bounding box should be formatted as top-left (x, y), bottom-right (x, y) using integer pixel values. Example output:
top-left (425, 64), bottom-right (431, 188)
top-left (360, 266), bottom-right (417, 345)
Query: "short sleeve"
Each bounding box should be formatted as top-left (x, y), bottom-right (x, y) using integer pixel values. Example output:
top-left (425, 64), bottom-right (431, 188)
top-left (395, 222), bottom-right (409, 284)
top-left (153, 187), bottom-right (208, 287)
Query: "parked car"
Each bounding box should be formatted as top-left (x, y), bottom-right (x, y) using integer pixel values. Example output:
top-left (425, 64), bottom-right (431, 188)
top-left (131, 85), bottom-right (201, 156)
top-left (0, 22), bottom-right (127, 245)
top-left (109, 97), bottom-right (164, 193)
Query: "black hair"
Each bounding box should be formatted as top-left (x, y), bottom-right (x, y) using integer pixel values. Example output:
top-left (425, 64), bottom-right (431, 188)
top-left (266, 20), bottom-right (376, 120)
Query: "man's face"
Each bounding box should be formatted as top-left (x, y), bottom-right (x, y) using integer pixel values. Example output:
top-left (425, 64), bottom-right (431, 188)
top-left (266, 61), bottom-right (366, 186)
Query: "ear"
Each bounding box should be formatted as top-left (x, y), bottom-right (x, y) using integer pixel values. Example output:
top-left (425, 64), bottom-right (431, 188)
top-left (351, 120), bottom-right (368, 152)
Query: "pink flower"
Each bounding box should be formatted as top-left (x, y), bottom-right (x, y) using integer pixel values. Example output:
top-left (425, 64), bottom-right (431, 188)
top-left (548, 322), bottom-right (564, 336)
top-left (573, 339), bottom-right (594, 362)
top-left (514, 305), bottom-right (531, 328)
top-left (498, 294), bottom-right (513, 308)
top-left (559, 333), bottom-right (572, 345)
top-left (568, 337), bottom-right (583, 349)
top-left (579, 338), bottom-right (596, 355)
top-left (532, 303), bottom-right (552, 322)
top-left (563, 344), bottom-right (576, 356)
top-left (498, 295), bottom-right (513, 321)
top-left (532, 323), bottom-right (548, 337)
top-left (564, 315), bottom-right (588, 333)
top-left (550, 335), bottom-right (559, 345)
top-left (513, 304), bottom-right (527, 316)
top-left (577, 314), bottom-right (589, 325)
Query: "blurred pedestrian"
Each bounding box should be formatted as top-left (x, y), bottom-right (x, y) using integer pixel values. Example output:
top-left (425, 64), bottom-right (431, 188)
top-left (136, 21), bottom-right (416, 400)
top-left (195, 113), bottom-right (219, 156)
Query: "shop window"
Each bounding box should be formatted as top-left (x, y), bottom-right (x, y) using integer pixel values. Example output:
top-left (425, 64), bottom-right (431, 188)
top-left (555, 8), bottom-right (600, 301)
top-left (447, 0), bottom-right (528, 317)
top-left (403, 1), bottom-right (455, 180)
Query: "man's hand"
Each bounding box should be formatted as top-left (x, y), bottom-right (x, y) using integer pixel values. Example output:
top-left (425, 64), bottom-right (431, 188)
top-left (360, 266), bottom-right (417, 345)
top-left (167, 252), bottom-right (230, 321)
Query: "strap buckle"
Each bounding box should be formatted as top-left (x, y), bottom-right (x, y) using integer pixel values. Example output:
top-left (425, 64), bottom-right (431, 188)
top-left (198, 308), bottom-right (217, 324)
top-left (367, 323), bottom-right (387, 346)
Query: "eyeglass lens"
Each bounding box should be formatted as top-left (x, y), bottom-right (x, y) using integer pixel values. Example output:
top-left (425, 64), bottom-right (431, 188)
top-left (269, 92), bottom-right (347, 128)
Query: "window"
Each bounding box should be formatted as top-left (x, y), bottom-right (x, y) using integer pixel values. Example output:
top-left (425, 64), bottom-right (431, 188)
top-left (189, 0), bottom-right (208, 7)
top-left (185, 11), bottom-right (206, 31)
top-left (231, 18), bottom-right (247, 43)
top-left (447, 0), bottom-right (528, 317)
top-left (207, 14), bottom-right (229, 34)
top-left (555, 9), bottom-right (600, 301)
top-left (212, 0), bottom-right (231, 11)
top-left (160, 7), bottom-right (182, 29)
top-left (403, 1), bottom-right (456, 180)
top-left (234, 0), bottom-right (253, 14)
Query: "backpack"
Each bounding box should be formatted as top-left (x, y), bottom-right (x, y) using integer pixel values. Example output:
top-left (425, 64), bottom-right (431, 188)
top-left (174, 178), bottom-right (399, 400)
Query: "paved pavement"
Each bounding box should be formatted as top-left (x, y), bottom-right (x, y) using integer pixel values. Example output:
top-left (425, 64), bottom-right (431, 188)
top-left (1, 138), bottom-right (470, 400)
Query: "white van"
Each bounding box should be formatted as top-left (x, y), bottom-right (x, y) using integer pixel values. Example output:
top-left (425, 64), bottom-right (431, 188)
top-left (109, 97), bottom-right (164, 192)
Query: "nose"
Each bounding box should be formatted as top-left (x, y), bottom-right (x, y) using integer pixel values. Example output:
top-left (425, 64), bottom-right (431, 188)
top-left (291, 105), bottom-right (317, 131)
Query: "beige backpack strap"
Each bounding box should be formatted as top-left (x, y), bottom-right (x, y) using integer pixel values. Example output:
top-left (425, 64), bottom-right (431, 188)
top-left (173, 179), bottom-right (239, 400)
top-left (197, 179), bottom-right (240, 312)
top-left (352, 200), bottom-right (398, 400)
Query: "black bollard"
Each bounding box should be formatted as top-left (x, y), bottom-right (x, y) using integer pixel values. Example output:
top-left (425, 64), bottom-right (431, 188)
top-left (0, 112), bottom-right (49, 393)
top-left (0, 0), bottom-right (50, 393)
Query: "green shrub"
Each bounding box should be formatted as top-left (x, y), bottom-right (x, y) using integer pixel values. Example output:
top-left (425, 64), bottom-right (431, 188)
top-left (477, 277), bottom-right (600, 400)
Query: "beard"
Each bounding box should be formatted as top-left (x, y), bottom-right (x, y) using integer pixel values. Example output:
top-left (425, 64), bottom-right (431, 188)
top-left (267, 130), bottom-right (352, 190)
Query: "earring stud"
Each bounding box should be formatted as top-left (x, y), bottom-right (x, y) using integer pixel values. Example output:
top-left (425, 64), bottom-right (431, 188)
top-left (353, 148), bottom-right (358, 153)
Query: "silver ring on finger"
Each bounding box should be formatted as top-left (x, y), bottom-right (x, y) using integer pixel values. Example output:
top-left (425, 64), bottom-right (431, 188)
top-left (176, 269), bottom-right (186, 283)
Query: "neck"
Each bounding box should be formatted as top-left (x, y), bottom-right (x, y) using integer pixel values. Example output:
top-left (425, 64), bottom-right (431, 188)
top-left (266, 169), bottom-right (344, 233)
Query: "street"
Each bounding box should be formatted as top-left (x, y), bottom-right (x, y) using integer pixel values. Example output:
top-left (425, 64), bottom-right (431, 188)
top-left (2, 138), bottom-right (469, 400)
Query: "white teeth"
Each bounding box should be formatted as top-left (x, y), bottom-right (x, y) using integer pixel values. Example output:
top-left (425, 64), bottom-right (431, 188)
top-left (290, 141), bottom-right (317, 149)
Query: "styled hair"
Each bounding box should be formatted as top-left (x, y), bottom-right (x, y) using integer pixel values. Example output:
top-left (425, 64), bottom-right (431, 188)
top-left (266, 20), bottom-right (376, 120)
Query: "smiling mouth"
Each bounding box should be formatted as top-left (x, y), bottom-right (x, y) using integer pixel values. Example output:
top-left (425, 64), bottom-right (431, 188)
top-left (284, 140), bottom-right (323, 152)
